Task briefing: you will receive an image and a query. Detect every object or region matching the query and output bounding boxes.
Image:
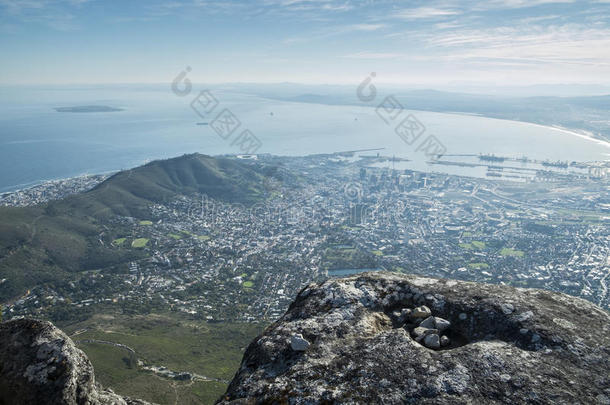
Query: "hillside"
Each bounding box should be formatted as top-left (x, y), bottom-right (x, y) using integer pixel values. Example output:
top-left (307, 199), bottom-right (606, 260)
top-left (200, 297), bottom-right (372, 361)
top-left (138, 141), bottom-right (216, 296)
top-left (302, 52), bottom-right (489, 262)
top-left (0, 154), bottom-right (276, 303)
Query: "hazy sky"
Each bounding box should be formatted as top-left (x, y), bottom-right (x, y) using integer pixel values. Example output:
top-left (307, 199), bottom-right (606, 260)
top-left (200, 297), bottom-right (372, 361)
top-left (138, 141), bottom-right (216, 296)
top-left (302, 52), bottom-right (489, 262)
top-left (1, 0), bottom-right (609, 86)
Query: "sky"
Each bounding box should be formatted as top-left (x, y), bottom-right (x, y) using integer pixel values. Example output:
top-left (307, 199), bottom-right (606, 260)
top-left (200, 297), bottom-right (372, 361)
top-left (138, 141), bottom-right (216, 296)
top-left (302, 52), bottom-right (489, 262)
top-left (1, 0), bottom-right (610, 87)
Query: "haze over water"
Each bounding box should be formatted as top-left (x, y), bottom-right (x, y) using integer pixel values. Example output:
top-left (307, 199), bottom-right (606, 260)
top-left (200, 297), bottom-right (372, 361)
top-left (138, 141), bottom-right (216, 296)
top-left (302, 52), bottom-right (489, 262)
top-left (1, 85), bottom-right (609, 193)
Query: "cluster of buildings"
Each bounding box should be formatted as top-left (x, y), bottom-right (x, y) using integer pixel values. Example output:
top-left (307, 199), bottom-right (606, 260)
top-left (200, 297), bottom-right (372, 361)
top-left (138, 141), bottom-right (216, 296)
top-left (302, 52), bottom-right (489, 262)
top-left (3, 154), bottom-right (609, 322)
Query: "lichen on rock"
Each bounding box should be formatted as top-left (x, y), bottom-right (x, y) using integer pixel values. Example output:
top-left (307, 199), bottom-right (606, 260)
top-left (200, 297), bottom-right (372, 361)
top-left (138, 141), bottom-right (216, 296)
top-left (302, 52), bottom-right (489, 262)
top-left (0, 318), bottom-right (150, 405)
top-left (218, 272), bottom-right (610, 404)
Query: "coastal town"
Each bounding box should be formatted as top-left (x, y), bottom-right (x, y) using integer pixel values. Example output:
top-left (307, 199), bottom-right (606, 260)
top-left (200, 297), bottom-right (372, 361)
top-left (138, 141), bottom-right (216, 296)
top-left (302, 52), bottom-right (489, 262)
top-left (2, 154), bottom-right (609, 323)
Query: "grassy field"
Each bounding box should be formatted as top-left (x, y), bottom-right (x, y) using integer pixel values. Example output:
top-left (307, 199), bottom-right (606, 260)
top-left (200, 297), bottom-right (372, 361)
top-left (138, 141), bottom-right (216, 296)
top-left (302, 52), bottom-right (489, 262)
top-left (112, 237), bottom-right (127, 246)
top-left (500, 247), bottom-right (525, 257)
top-left (468, 262), bottom-right (490, 270)
top-left (471, 241), bottom-right (486, 249)
top-left (131, 238), bottom-right (149, 248)
top-left (61, 313), bottom-right (262, 405)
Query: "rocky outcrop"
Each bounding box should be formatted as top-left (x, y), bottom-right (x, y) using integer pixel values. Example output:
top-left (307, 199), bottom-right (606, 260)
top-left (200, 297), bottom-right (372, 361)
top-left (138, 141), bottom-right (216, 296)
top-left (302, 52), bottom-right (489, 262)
top-left (219, 272), bottom-right (610, 404)
top-left (0, 319), bottom-right (150, 405)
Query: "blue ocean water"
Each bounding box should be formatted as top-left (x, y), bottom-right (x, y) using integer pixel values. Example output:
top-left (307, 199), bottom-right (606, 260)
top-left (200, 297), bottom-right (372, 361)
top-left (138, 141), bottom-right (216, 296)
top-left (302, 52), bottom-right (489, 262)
top-left (1, 85), bottom-right (609, 192)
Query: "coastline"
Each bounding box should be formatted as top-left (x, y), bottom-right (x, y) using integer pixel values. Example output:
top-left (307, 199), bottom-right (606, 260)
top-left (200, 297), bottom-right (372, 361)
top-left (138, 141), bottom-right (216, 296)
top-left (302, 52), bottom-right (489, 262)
top-left (0, 172), bottom-right (115, 197)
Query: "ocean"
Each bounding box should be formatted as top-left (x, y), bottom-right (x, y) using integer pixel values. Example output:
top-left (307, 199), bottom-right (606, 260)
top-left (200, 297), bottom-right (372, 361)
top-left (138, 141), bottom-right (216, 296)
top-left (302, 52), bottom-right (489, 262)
top-left (1, 85), bottom-right (609, 193)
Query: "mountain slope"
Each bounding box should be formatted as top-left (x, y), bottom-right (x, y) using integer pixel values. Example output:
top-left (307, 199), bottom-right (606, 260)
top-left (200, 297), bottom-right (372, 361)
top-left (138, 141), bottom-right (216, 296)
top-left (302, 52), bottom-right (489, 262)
top-left (0, 154), bottom-right (277, 303)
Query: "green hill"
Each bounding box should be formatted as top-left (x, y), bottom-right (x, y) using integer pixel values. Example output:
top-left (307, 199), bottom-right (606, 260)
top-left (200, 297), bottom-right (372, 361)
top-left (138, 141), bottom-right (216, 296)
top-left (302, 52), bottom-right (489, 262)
top-left (0, 154), bottom-right (276, 302)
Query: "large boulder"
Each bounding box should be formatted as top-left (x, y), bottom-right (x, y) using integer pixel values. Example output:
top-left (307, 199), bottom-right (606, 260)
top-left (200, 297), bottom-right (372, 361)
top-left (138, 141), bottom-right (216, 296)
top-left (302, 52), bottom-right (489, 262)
top-left (218, 272), bottom-right (610, 404)
top-left (0, 318), bottom-right (150, 405)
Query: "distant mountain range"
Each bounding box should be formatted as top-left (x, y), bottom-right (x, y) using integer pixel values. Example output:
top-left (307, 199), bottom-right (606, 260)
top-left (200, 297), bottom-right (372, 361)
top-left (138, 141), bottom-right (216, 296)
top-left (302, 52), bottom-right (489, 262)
top-left (0, 154), bottom-right (276, 303)
top-left (237, 84), bottom-right (610, 142)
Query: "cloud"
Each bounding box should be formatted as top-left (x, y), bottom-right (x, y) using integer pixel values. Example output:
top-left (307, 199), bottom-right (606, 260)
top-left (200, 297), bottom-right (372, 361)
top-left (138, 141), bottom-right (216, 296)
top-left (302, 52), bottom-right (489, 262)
top-left (341, 52), bottom-right (403, 59)
top-left (0, 0), bottom-right (88, 30)
top-left (394, 7), bottom-right (461, 20)
top-left (423, 24), bottom-right (610, 67)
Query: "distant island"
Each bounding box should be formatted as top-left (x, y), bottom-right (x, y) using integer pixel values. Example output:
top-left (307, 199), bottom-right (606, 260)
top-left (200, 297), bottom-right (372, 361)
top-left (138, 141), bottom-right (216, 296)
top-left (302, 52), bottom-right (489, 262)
top-left (54, 105), bottom-right (123, 113)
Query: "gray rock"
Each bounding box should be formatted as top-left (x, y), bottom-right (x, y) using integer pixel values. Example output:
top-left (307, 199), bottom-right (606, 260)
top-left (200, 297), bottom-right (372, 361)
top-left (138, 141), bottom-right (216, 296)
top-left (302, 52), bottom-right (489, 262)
top-left (290, 334), bottom-right (310, 351)
top-left (423, 333), bottom-right (441, 349)
top-left (0, 319), bottom-right (150, 405)
top-left (434, 317), bottom-right (451, 332)
top-left (501, 303), bottom-right (515, 314)
top-left (400, 308), bottom-right (412, 318)
top-left (411, 305), bottom-right (432, 319)
top-left (419, 316), bottom-right (436, 329)
top-left (219, 272), bottom-right (610, 404)
top-left (440, 335), bottom-right (451, 347)
top-left (413, 327), bottom-right (438, 338)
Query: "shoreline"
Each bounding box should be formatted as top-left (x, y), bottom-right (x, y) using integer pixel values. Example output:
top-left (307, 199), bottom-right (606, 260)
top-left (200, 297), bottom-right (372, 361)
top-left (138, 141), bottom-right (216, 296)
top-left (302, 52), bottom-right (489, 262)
top-left (0, 171), bottom-right (116, 197)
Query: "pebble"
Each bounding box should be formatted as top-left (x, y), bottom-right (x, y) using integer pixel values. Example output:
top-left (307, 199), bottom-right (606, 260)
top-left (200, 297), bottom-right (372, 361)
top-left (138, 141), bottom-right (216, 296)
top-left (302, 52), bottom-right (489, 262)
top-left (411, 305), bottom-right (432, 319)
top-left (434, 317), bottom-right (451, 332)
top-left (413, 327), bottom-right (438, 338)
top-left (400, 308), bottom-right (412, 318)
top-left (423, 334), bottom-right (441, 349)
top-left (290, 334), bottom-right (310, 351)
top-left (459, 313), bottom-right (468, 321)
top-left (440, 335), bottom-right (451, 347)
top-left (419, 316), bottom-right (436, 329)
top-left (501, 303), bottom-right (515, 315)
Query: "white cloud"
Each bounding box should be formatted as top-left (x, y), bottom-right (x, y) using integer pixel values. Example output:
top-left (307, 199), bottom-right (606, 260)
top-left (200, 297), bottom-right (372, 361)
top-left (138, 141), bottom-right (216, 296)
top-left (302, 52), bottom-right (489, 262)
top-left (394, 7), bottom-right (460, 20)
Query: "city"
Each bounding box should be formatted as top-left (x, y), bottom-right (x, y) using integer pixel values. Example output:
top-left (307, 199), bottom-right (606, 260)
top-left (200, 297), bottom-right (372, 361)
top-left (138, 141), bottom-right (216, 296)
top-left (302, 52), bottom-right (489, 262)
top-left (3, 153), bottom-right (609, 324)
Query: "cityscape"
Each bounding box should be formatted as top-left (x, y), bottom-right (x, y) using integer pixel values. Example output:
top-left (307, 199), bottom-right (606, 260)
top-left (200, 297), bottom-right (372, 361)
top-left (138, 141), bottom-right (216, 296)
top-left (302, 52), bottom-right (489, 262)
top-left (3, 153), bottom-right (609, 324)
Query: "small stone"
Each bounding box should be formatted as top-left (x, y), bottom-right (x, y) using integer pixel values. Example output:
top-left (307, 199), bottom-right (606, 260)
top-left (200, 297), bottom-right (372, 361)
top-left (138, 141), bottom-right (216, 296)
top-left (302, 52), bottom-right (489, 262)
top-left (391, 310), bottom-right (403, 321)
top-left (290, 334), bottom-right (310, 351)
top-left (413, 327), bottom-right (438, 338)
top-left (400, 308), bottom-right (412, 318)
top-left (423, 333), bottom-right (441, 349)
top-left (516, 311), bottom-right (534, 322)
top-left (459, 313), bottom-right (468, 321)
top-left (440, 335), bottom-right (450, 347)
top-left (434, 317), bottom-right (451, 332)
top-left (411, 305), bottom-right (432, 319)
top-left (500, 374), bottom-right (511, 383)
top-left (531, 333), bottom-right (541, 343)
top-left (519, 328), bottom-right (529, 335)
top-left (419, 316), bottom-right (436, 329)
top-left (501, 303), bottom-right (515, 315)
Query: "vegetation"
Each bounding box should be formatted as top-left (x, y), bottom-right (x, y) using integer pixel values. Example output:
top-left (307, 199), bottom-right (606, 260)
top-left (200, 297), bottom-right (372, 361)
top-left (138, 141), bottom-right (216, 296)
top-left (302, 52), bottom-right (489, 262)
top-left (500, 248), bottom-right (525, 257)
top-left (471, 241), bottom-right (486, 249)
top-left (0, 154), bottom-right (277, 302)
top-left (112, 238), bottom-right (126, 246)
top-left (60, 313), bottom-right (262, 405)
top-left (321, 246), bottom-right (377, 270)
top-left (131, 238), bottom-right (149, 248)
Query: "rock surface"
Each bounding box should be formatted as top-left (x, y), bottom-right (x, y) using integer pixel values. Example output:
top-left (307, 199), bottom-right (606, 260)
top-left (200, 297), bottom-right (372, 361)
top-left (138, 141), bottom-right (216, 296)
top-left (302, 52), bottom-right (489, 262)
top-left (0, 318), bottom-right (150, 405)
top-left (218, 272), bottom-right (610, 404)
